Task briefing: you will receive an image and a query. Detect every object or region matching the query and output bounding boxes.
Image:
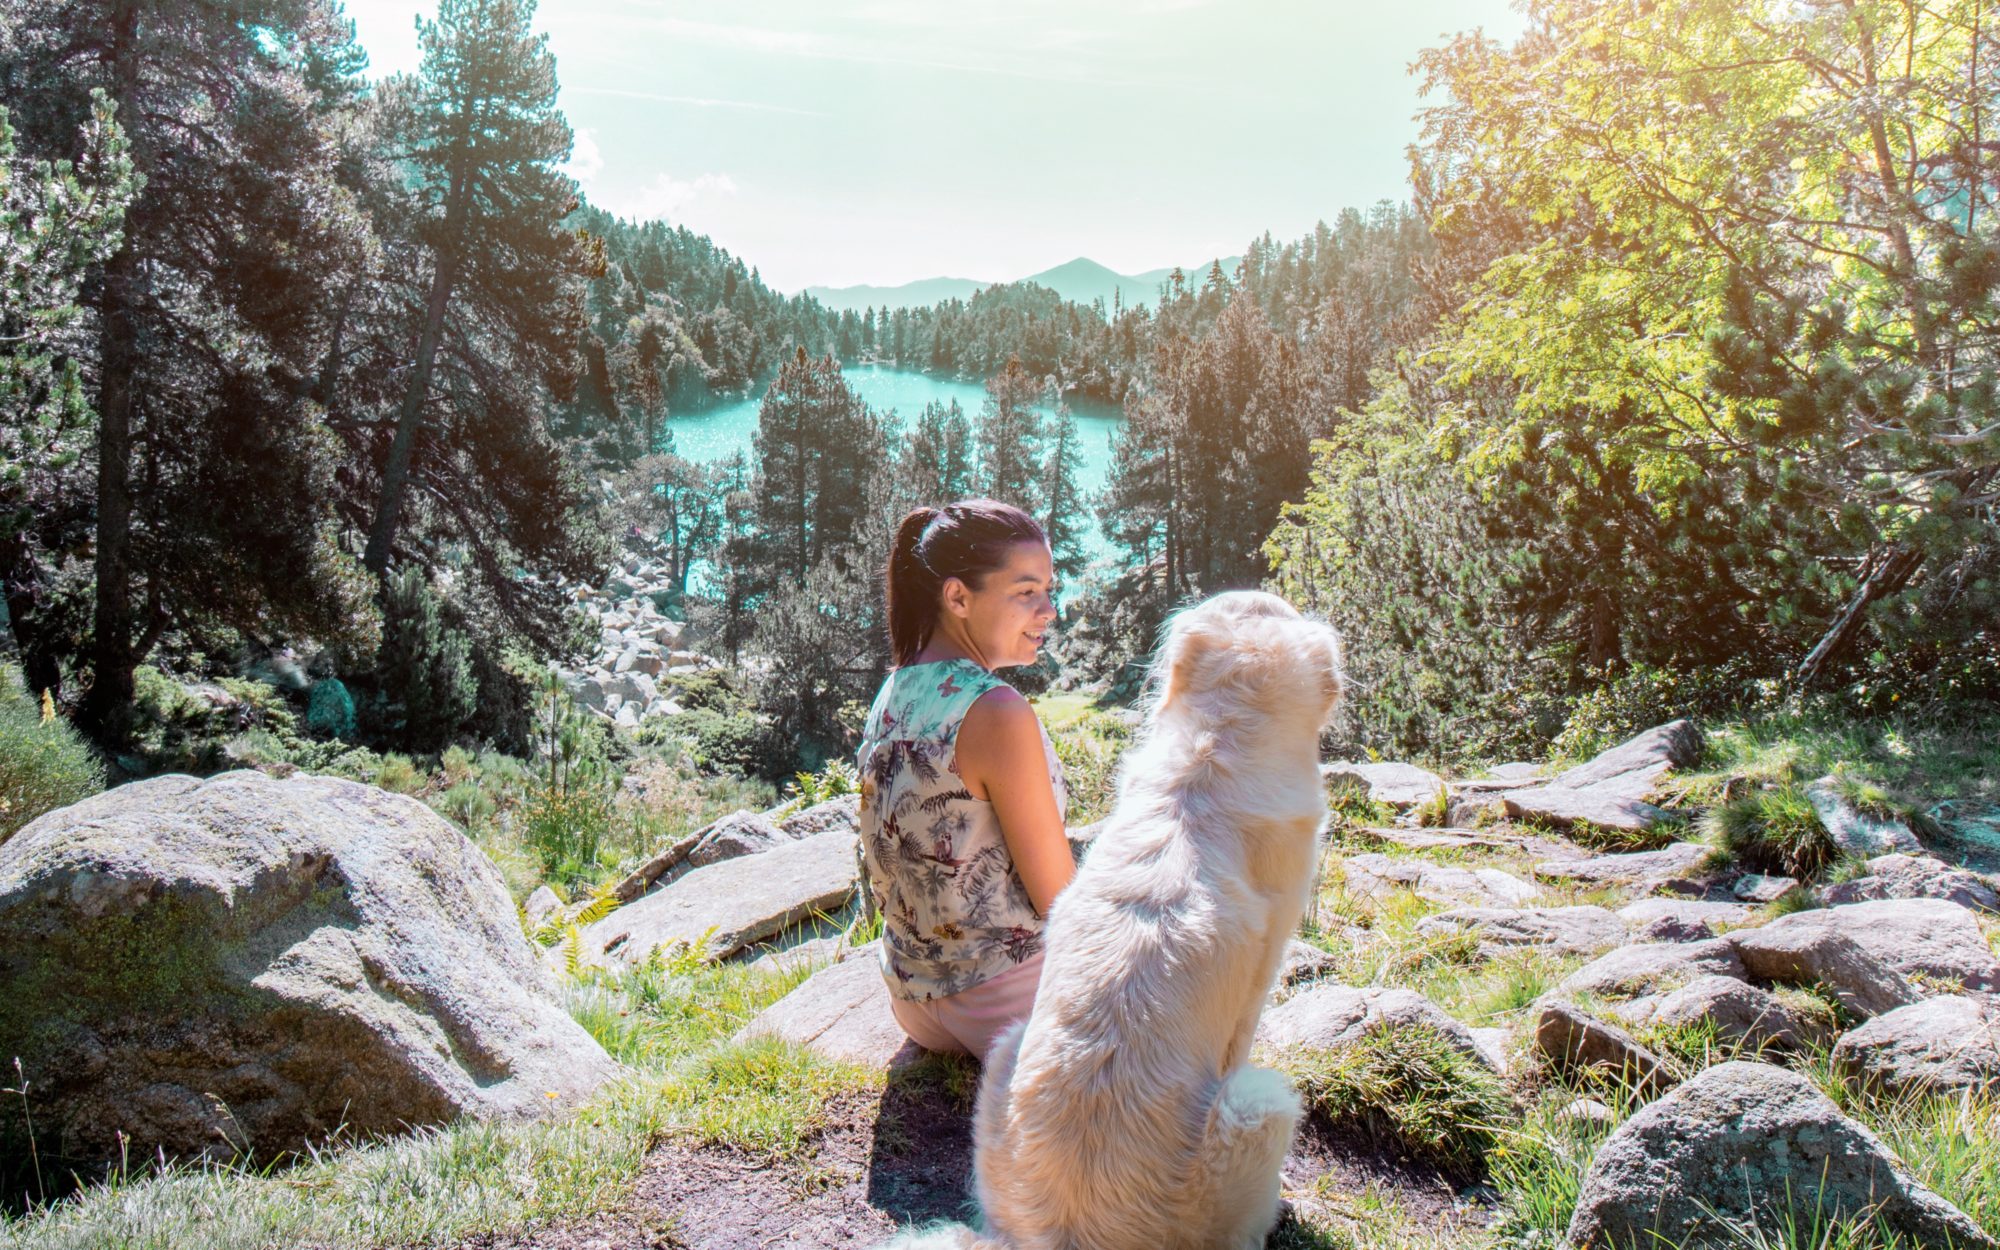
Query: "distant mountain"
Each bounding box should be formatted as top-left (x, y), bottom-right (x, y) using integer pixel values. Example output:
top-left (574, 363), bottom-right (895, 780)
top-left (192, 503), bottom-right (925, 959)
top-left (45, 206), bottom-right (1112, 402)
top-left (801, 275), bottom-right (987, 312)
top-left (804, 254), bottom-right (1240, 314)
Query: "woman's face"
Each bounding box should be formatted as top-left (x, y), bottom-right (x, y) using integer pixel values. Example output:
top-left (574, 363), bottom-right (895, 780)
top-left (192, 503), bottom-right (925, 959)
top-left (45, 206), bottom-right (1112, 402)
top-left (943, 540), bottom-right (1058, 670)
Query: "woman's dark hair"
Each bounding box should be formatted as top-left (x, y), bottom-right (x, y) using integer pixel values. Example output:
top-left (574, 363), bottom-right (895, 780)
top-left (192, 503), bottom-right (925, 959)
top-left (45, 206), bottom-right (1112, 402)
top-left (886, 499), bottom-right (1047, 668)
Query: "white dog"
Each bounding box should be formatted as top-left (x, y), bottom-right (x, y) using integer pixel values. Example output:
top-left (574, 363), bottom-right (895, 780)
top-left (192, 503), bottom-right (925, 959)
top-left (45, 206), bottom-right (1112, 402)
top-left (892, 590), bottom-right (1344, 1250)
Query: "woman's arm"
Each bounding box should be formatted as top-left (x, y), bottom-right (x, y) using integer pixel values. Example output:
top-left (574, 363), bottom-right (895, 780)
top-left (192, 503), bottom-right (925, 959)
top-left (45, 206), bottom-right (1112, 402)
top-left (957, 687), bottom-right (1073, 917)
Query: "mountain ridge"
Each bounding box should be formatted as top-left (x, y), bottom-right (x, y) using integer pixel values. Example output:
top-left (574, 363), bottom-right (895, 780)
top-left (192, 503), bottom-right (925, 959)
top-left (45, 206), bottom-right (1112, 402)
top-left (804, 254), bottom-right (1241, 314)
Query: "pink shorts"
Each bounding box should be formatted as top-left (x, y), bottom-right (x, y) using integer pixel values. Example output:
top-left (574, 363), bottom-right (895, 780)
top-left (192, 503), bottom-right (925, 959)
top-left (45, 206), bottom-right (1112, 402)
top-left (888, 953), bottom-right (1045, 1063)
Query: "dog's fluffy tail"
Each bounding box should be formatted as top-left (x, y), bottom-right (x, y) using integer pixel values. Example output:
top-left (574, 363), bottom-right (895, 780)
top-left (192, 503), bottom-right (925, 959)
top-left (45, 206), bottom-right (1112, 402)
top-left (875, 1223), bottom-right (1007, 1250)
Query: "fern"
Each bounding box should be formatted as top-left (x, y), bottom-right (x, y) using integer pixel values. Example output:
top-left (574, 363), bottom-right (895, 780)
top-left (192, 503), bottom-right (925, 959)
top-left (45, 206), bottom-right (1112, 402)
top-left (573, 881), bottom-right (621, 927)
top-left (772, 757), bottom-right (863, 821)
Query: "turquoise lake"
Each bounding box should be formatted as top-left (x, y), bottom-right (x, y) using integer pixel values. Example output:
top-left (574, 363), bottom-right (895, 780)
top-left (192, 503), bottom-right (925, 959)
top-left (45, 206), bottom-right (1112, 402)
top-left (666, 364), bottom-right (1127, 570)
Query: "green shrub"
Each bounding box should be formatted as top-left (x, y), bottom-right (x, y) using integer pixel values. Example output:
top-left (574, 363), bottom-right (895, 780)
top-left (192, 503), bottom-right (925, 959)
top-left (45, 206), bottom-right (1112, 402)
top-left (523, 782), bottom-right (615, 889)
top-left (1324, 773), bottom-right (1395, 827)
top-left (1551, 661), bottom-right (1753, 766)
top-left (1047, 707), bottom-right (1135, 826)
top-left (642, 706), bottom-right (774, 777)
top-left (370, 566), bottom-right (477, 751)
top-left (306, 677), bottom-right (357, 740)
top-left (317, 744), bottom-right (384, 781)
top-left (430, 776), bottom-right (500, 835)
top-left (0, 666), bottom-right (104, 842)
top-left (129, 665), bottom-right (225, 771)
top-left (216, 676), bottom-right (300, 739)
top-left (374, 752), bottom-right (424, 795)
top-left (1275, 1022), bottom-right (1512, 1169)
top-left (440, 744), bottom-right (477, 787)
top-left (1702, 785), bottom-right (1837, 879)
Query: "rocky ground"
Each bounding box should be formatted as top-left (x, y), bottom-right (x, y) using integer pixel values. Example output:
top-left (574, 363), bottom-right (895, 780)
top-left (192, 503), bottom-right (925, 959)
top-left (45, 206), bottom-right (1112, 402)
top-left (551, 543), bottom-right (722, 729)
top-left (475, 719), bottom-right (2000, 1246)
top-left (9, 716), bottom-right (2000, 1249)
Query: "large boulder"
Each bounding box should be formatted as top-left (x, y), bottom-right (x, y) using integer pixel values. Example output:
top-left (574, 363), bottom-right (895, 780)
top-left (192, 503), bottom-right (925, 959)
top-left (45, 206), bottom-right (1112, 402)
top-left (1648, 975), bottom-right (1810, 1050)
top-left (581, 826), bottom-right (860, 964)
top-left (1257, 983), bottom-right (1495, 1071)
top-left (1320, 761), bottom-right (1445, 810)
top-left (609, 802), bottom-right (853, 905)
top-left (1532, 841), bottom-right (1715, 888)
top-left (1928, 799), bottom-right (2000, 867)
top-left (1416, 905), bottom-right (1628, 956)
top-left (1554, 939), bottom-right (1746, 1003)
top-left (1502, 721), bottom-right (1704, 835)
top-left (1567, 1061), bottom-right (1993, 1249)
top-left (1805, 776), bottom-right (1925, 857)
top-left (1729, 898), bottom-right (2000, 1015)
top-left (1553, 720), bottom-right (1707, 791)
top-left (1731, 872), bottom-right (1801, 905)
top-left (1616, 897), bottom-right (1754, 936)
top-left (685, 809), bottom-right (791, 869)
top-left (1533, 1001), bottom-right (1667, 1092)
top-left (1273, 938), bottom-right (1337, 1001)
top-left (736, 942), bottom-right (921, 1070)
top-left (1832, 996), bottom-right (2000, 1097)
top-left (1820, 853), bottom-right (2000, 914)
top-left (0, 772), bottom-right (619, 1170)
top-left (1340, 853), bottom-right (1538, 908)
top-left (776, 794), bottom-right (862, 838)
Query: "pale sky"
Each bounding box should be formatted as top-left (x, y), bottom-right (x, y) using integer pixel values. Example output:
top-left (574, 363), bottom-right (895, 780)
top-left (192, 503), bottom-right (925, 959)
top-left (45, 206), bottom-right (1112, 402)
top-left (340, 0), bottom-right (1526, 293)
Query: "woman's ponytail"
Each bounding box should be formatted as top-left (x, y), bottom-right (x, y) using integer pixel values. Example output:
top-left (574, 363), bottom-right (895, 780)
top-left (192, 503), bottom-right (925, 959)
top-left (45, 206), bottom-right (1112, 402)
top-left (886, 507), bottom-right (943, 667)
top-left (883, 499), bottom-right (1047, 668)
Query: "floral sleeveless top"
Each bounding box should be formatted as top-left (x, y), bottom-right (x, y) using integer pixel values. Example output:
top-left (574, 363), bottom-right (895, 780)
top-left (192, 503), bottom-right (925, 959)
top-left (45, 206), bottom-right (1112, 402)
top-left (856, 658), bottom-right (1069, 1002)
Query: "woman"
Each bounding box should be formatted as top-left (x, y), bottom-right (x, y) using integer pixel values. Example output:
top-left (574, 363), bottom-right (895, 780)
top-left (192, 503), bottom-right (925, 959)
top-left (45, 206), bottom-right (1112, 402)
top-left (857, 499), bottom-right (1073, 1062)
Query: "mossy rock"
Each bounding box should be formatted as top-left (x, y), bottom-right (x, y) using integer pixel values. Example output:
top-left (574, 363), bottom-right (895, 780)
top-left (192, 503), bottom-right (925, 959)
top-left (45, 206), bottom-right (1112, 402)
top-left (0, 771), bottom-right (619, 1181)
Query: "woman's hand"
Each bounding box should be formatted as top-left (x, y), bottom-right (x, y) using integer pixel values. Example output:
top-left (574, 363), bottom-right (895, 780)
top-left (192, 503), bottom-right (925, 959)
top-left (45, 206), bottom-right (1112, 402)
top-left (957, 687), bottom-right (1073, 917)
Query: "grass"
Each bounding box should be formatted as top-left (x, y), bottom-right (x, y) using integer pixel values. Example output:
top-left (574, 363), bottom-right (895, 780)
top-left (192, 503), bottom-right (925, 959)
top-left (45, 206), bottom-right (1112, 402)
top-left (1702, 785), bottom-right (1839, 880)
top-left (0, 665), bottom-right (105, 845)
top-left (1041, 702), bottom-right (1135, 826)
top-left (1675, 709), bottom-right (2000, 815)
top-left (0, 957), bottom-right (876, 1249)
top-left (1562, 816), bottom-right (1674, 853)
top-left (1273, 1022), bottom-right (1513, 1170)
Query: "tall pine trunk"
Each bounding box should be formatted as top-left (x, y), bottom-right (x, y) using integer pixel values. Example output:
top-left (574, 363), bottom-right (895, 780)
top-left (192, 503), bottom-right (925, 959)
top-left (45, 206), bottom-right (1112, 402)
top-left (366, 148), bottom-right (470, 578)
top-left (81, 0), bottom-right (142, 741)
top-left (364, 245), bottom-right (460, 575)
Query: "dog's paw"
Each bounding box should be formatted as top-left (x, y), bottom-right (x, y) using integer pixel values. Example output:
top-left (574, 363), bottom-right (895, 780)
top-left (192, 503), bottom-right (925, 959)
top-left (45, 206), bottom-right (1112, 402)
top-left (874, 1223), bottom-right (1007, 1250)
top-left (1215, 1065), bottom-right (1302, 1127)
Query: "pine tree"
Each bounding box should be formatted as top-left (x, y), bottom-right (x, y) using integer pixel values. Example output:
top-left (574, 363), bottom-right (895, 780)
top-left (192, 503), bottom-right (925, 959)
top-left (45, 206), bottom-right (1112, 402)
top-left (1041, 400), bottom-right (1087, 579)
top-left (976, 356), bottom-right (1045, 510)
top-left (0, 92), bottom-right (135, 702)
top-left (749, 348), bottom-right (883, 588)
top-left (361, 0), bottom-right (600, 578)
top-left (10, 0), bottom-right (382, 740)
top-left (371, 565), bottom-right (477, 750)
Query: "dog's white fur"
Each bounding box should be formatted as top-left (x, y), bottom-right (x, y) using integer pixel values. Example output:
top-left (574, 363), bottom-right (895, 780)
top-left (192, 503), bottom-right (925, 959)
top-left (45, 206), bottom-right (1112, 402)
top-left (887, 590), bottom-right (1343, 1250)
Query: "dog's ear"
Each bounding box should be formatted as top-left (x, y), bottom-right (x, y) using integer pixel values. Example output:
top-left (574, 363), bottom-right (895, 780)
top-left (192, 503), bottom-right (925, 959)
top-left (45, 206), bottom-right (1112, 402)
top-left (1314, 622), bottom-right (1345, 709)
top-left (1156, 610), bottom-right (1230, 710)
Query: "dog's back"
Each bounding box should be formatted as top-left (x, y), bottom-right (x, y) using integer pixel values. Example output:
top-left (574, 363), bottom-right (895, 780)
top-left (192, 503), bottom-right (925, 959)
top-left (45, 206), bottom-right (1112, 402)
top-left (972, 751), bottom-right (1324, 1250)
top-left (941, 591), bottom-right (1342, 1250)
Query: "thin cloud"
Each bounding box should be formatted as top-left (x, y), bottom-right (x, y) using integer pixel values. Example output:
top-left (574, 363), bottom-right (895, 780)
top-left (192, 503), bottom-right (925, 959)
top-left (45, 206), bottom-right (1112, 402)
top-left (597, 171), bottom-right (740, 226)
top-left (561, 127), bottom-right (604, 183)
top-left (568, 86), bottom-right (830, 117)
top-left (633, 14), bottom-right (1154, 87)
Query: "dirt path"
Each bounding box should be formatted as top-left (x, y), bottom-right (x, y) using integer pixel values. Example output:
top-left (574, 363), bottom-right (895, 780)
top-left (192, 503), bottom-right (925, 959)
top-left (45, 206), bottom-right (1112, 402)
top-left (454, 1068), bottom-right (1490, 1250)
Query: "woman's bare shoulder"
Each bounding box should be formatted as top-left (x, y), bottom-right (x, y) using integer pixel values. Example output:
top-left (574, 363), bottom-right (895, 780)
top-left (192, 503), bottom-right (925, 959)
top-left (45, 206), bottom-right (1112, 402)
top-left (955, 685), bottom-right (1042, 791)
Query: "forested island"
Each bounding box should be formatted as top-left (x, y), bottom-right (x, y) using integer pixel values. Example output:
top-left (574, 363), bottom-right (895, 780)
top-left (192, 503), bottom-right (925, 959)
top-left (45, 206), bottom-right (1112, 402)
top-left (5, 0), bottom-right (2000, 1246)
